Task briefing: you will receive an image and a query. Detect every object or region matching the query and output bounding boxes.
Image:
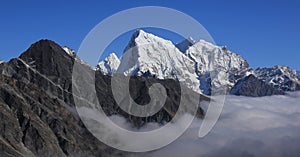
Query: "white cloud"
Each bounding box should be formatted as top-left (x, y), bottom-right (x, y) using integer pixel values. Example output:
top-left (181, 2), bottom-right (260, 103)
top-left (129, 92), bottom-right (300, 157)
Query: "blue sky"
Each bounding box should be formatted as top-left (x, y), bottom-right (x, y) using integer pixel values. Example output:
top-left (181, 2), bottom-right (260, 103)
top-left (0, 0), bottom-right (299, 69)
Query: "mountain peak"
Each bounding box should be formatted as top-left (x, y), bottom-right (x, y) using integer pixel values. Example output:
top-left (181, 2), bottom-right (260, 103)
top-left (20, 39), bottom-right (65, 58)
top-left (118, 30), bottom-right (201, 93)
top-left (107, 52), bottom-right (119, 60)
top-left (28, 39), bottom-right (59, 50)
top-left (131, 29), bottom-right (147, 38)
top-left (124, 29), bottom-right (173, 53)
top-left (16, 39), bottom-right (76, 83)
top-left (96, 53), bottom-right (120, 74)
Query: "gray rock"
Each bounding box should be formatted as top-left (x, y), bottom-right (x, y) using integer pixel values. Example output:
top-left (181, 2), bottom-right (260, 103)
top-left (230, 74), bottom-right (284, 97)
top-left (255, 66), bottom-right (300, 91)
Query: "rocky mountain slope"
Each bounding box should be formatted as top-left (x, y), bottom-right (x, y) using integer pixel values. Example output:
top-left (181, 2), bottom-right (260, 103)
top-left (0, 40), bottom-right (122, 157)
top-left (0, 40), bottom-right (208, 156)
top-left (255, 66), bottom-right (300, 91)
top-left (230, 74), bottom-right (284, 96)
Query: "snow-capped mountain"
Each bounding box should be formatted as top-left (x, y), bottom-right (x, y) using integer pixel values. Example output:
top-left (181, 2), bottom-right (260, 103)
top-left (297, 70), bottom-right (300, 78)
top-left (95, 53), bottom-right (120, 74)
top-left (98, 30), bottom-right (252, 94)
top-left (184, 40), bottom-right (252, 94)
top-left (0, 60), bottom-right (4, 65)
top-left (117, 30), bottom-right (201, 93)
top-left (96, 30), bottom-right (299, 96)
top-left (255, 66), bottom-right (300, 91)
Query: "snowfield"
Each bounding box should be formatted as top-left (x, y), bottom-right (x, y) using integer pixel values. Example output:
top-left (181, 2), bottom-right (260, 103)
top-left (125, 92), bottom-right (300, 157)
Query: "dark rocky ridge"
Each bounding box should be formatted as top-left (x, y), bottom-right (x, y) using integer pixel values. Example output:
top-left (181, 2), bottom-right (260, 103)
top-left (230, 74), bottom-right (284, 97)
top-left (255, 66), bottom-right (300, 91)
top-left (0, 74), bottom-right (122, 157)
top-left (0, 40), bottom-right (209, 156)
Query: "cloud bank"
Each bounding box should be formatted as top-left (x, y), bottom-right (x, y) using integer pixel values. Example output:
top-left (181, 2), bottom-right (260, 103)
top-left (129, 92), bottom-right (300, 157)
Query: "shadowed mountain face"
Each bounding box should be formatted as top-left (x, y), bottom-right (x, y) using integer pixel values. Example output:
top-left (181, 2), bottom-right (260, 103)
top-left (0, 74), bottom-right (123, 157)
top-left (230, 74), bottom-right (284, 97)
top-left (0, 40), bottom-right (208, 156)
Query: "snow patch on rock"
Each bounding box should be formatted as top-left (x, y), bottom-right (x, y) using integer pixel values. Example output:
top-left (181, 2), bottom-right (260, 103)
top-left (255, 66), bottom-right (300, 91)
top-left (62, 46), bottom-right (76, 56)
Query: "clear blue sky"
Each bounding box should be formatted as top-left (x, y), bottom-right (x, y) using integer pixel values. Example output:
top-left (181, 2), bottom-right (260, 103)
top-left (1, 0), bottom-right (299, 70)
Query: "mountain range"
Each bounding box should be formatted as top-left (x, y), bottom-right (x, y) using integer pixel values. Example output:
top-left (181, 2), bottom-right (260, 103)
top-left (97, 30), bottom-right (300, 97)
top-left (0, 29), bottom-right (299, 156)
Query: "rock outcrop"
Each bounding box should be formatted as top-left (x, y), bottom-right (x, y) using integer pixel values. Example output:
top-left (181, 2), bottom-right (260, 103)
top-left (230, 74), bottom-right (284, 97)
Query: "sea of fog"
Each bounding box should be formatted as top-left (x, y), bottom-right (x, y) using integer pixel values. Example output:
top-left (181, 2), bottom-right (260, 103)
top-left (126, 92), bottom-right (300, 157)
top-left (81, 92), bottom-right (300, 157)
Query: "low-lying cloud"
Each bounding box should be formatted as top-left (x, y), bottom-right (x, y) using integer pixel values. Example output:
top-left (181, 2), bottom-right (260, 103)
top-left (81, 92), bottom-right (300, 156)
top-left (129, 92), bottom-right (300, 157)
